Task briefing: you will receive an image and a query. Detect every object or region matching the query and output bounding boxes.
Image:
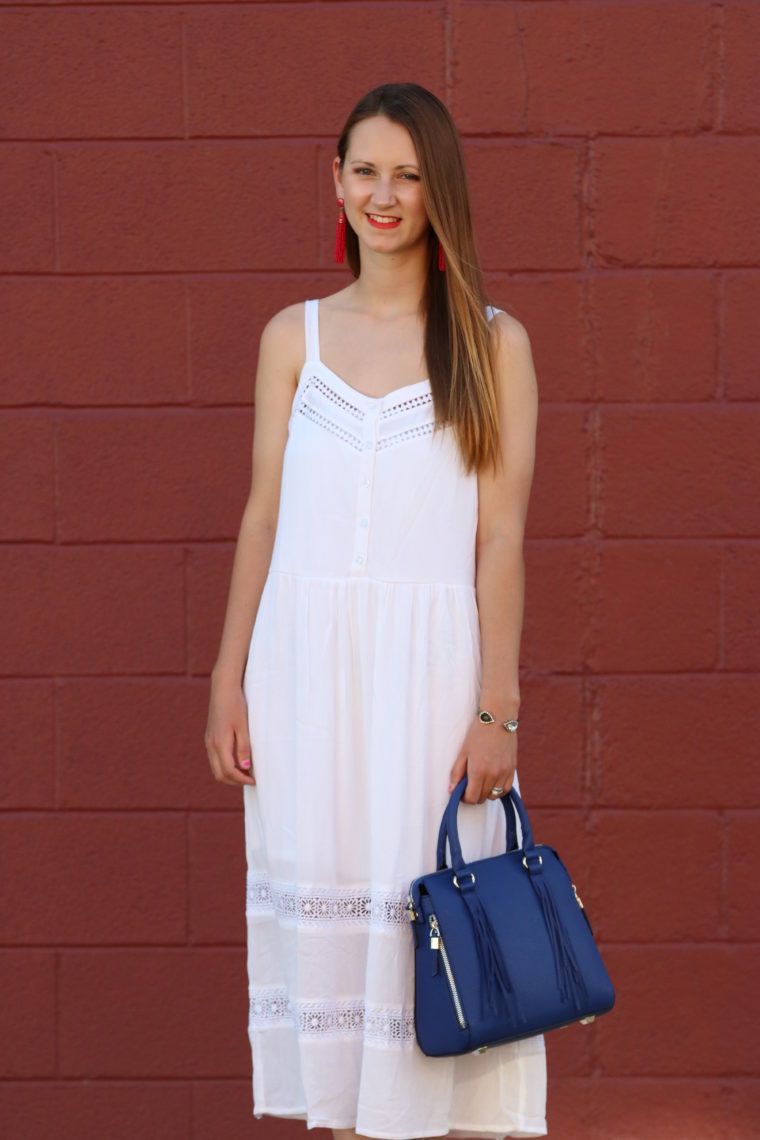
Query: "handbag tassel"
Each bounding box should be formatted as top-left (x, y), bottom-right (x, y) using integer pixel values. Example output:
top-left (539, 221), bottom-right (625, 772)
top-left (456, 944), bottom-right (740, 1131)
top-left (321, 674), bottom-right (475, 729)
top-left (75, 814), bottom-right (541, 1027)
top-left (528, 873), bottom-right (588, 1008)
top-left (460, 886), bottom-right (520, 1019)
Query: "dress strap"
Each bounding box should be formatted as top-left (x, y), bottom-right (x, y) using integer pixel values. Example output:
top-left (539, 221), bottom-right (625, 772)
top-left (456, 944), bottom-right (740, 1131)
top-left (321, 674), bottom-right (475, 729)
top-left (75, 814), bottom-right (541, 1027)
top-left (304, 298), bottom-right (321, 362)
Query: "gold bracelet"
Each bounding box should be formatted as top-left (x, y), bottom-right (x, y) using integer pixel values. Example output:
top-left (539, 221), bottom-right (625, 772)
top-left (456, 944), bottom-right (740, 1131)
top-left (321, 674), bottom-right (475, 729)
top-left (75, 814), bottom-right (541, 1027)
top-left (477, 708), bottom-right (519, 733)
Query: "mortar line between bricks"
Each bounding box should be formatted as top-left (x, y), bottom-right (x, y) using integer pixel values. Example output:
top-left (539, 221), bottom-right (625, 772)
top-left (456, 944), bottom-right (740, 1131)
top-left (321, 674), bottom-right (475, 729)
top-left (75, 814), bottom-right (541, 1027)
top-left (6, 938), bottom-right (757, 951)
top-left (180, 10), bottom-right (190, 142)
top-left (715, 0), bottom-right (726, 132)
top-left (443, 0), bottom-right (454, 104)
top-left (718, 809), bottom-right (729, 939)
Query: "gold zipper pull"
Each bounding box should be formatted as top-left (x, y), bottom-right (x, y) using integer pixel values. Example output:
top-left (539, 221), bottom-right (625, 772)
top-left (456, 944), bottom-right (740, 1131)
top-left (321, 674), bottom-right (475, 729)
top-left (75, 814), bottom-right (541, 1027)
top-left (429, 916), bottom-right (440, 951)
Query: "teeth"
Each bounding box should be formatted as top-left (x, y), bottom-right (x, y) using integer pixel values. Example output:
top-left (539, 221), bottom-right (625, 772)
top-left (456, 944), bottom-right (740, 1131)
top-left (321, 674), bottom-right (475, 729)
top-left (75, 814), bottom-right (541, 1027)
top-left (369, 214), bottom-right (399, 224)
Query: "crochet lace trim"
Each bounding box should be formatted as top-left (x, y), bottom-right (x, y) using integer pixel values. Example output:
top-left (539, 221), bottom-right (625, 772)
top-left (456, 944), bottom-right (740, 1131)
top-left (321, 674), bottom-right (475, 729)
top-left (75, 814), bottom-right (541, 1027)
top-left (249, 985), bottom-right (417, 1047)
top-left (246, 873), bottom-right (410, 927)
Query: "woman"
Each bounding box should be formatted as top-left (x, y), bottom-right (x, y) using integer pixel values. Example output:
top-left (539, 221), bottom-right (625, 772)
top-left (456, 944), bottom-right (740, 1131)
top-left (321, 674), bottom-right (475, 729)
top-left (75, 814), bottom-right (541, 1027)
top-left (205, 83), bottom-right (546, 1138)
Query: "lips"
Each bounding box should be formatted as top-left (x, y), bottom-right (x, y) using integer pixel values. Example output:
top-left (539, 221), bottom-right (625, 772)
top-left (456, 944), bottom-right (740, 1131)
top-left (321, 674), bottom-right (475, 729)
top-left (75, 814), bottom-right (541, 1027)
top-left (366, 213), bottom-right (401, 229)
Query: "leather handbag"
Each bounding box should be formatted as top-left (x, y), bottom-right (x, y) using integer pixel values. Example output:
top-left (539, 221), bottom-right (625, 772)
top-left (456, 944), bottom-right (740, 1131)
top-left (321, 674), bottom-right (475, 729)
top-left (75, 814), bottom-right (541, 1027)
top-left (406, 775), bottom-right (615, 1057)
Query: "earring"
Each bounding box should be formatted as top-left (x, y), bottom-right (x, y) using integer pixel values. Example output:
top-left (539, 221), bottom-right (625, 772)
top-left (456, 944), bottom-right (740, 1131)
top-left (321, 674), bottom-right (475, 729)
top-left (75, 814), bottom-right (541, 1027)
top-left (438, 240), bottom-right (445, 272)
top-left (335, 198), bottom-right (346, 263)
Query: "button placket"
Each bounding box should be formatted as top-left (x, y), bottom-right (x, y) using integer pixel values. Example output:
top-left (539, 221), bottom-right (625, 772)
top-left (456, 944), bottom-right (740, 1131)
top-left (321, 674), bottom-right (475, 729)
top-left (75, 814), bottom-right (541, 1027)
top-left (351, 404), bottom-right (380, 574)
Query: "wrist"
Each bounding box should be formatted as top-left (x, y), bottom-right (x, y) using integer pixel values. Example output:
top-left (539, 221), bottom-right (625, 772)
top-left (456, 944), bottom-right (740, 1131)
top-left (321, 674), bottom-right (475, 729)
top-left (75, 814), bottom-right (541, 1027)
top-left (478, 691), bottom-right (520, 718)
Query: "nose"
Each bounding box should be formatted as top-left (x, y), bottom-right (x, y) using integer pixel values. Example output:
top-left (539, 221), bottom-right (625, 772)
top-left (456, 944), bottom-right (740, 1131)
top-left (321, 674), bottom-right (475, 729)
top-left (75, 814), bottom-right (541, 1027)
top-left (371, 177), bottom-right (396, 207)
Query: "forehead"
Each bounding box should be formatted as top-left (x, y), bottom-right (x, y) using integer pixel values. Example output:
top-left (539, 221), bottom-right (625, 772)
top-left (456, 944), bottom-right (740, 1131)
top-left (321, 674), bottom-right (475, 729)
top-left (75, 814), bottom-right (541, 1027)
top-left (346, 115), bottom-right (419, 165)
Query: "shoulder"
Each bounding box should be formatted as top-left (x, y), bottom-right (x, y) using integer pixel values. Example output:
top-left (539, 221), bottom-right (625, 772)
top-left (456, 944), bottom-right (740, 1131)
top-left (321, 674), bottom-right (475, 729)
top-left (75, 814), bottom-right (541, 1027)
top-left (488, 307), bottom-right (533, 358)
top-left (259, 301), bottom-right (307, 351)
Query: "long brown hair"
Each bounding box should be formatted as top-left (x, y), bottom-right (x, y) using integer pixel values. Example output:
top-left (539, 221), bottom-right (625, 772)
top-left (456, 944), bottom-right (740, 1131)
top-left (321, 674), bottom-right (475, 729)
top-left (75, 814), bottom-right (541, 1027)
top-left (336, 83), bottom-right (501, 474)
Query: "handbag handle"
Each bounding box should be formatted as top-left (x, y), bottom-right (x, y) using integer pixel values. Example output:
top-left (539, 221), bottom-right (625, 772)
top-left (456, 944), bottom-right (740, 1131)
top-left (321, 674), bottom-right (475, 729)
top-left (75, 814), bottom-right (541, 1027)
top-left (436, 775), bottom-right (537, 875)
top-left (435, 776), bottom-right (527, 872)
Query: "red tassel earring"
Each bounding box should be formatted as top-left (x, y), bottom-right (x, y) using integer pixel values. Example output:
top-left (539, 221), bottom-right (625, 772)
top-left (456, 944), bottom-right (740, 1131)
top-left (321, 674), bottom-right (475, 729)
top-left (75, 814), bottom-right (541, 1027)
top-left (438, 240), bottom-right (445, 272)
top-left (335, 198), bottom-right (346, 263)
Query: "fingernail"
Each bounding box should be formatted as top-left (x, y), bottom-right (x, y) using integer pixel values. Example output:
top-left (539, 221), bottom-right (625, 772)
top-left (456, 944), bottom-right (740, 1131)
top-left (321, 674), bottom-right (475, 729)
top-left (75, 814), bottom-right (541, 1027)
top-left (240, 761), bottom-right (250, 769)
top-left (448, 783), bottom-right (453, 792)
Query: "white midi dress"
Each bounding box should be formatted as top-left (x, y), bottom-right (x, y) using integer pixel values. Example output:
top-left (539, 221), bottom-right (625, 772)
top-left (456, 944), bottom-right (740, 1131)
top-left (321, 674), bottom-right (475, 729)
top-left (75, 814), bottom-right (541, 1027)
top-left (242, 298), bottom-right (547, 1139)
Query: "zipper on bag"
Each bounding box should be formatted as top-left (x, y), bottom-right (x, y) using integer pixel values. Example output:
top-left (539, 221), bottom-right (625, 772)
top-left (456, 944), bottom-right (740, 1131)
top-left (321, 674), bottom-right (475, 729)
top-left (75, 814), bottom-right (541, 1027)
top-left (429, 913), bottom-right (468, 1030)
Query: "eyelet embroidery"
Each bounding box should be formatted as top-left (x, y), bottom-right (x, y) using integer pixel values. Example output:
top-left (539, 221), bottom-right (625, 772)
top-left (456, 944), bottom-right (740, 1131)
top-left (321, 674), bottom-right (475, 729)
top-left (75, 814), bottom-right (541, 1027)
top-left (297, 402), bottom-right (364, 451)
top-left (246, 873), bottom-right (410, 927)
top-left (377, 422), bottom-right (436, 451)
top-left (311, 375), bottom-right (365, 421)
top-left (249, 985), bottom-right (417, 1047)
top-left (380, 391), bottom-right (433, 419)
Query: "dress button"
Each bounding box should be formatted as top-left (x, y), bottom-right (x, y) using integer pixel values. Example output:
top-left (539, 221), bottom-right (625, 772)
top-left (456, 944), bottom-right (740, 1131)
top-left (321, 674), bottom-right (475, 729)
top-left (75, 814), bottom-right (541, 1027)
top-left (355, 555), bottom-right (364, 564)
top-left (362, 477), bottom-right (371, 487)
top-left (363, 441), bottom-right (373, 451)
top-left (360, 517), bottom-right (368, 527)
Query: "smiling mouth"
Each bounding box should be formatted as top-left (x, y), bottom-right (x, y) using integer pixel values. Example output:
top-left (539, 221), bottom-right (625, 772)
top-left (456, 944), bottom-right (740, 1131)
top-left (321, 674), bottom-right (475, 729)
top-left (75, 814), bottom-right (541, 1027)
top-left (366, 213), bottom-right (401, 226)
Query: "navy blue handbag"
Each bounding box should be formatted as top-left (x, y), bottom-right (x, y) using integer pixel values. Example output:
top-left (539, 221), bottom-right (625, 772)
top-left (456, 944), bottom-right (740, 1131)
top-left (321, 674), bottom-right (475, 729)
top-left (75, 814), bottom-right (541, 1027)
top-left (406, 776), bottom-right (615, 1057)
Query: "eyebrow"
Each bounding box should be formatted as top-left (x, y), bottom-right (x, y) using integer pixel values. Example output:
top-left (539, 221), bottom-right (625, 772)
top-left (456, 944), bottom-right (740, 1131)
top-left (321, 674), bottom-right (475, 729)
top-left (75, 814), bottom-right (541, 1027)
top-left (351, 160), bottom-right (420, 171)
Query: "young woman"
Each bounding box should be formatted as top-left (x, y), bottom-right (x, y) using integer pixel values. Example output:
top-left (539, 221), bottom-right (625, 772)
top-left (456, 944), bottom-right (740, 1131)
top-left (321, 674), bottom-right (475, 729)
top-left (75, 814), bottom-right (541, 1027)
top-left (205, 83), bottom-right (546, 1139)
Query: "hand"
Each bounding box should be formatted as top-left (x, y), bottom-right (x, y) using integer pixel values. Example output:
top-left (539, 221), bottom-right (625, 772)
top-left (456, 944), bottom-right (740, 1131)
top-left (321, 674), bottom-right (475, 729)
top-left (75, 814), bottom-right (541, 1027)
top-left (205, 675), bottom-right (256, 788)
top-left (448, 715), bottom-right (517, 804)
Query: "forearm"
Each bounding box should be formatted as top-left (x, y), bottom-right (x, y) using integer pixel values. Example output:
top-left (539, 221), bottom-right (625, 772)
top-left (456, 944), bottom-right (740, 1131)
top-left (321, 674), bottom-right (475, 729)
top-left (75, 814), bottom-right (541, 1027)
top-left (474, 536), bottom-right (525, 718)
top-left (211, 508), bottom-right (277, 688)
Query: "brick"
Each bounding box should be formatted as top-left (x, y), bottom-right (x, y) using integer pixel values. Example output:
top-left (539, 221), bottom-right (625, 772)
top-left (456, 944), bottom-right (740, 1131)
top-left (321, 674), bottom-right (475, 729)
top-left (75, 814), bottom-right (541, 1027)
top-left (586, 1078), bottom-right (744, 1140)
top-left (57, 679), bottom-right (235, 810)
top-left (0, 413), bottom-right (55, 539)
top-left (188, 274), bottom-right (335, 405)
top-left (188, 812), bottom-right (246, 945)
top-left (516, 677), bottom-right (584, 808)
top-left (599, 408), bottom-right (760, 537)
top-left (595, 947), bottom-right (760, 1076)
top-left (592, 272), bottom-right (716, 401)
top-left (544, 1017), bottom-right (593, 1079)
top-left (589, 812), bottom-right (721, 943)
top-left (0, 814), bottom-right (186, 944)
top-left (57, 143), bottom-right (320, 272)
top-left (194, 1081), bottom-right (309, 1140)
top-left (0, 278), bottom-right (187, 406)
top-left (59, 949), bottom-right (250, 1077)
top-left (726, 813), bottom-right (760, 940)
top-left (0, 546), bottom-right (185, 675)
top-left (454, 2), bottom-right (712, 136)
top-left (485, 274), bottom-right (594, 401)
top-left (527, 407), bottom-right (590, 538)
top-left (522, 540), bottom-right (592, 673)
top-left (465, 142), bottom-right (581, 271)
top-left (58, 411), bottom-right (251, 541)
top-left (0, 146), bottom-right (54, 271)
top-left (724, 544), bottom-right (760, 670)
top-left (722, 3), bottom-right (760, 131)
top-left (590, 541), bottom-right (720, 672)
top-left (0, 1081), bottom-right (192, 1140)
top-left (186, 4), bottom-right (445, 137)
top-left (0, 11), bottom-right (183, 138)
top-left (529, 809), bottom-right (594, 905)
top-left (594, 139), bottom-right (760, 267)
top-left (592, 677), bottom-right (760, 809)
top-left (186, 543), bottom-right (237, 676)
top-left (0, 951), bottom-right (55, 1076)
top-left (543, 1077), bottom-right (592, 1137)
top-left (724, 271), bottom-right (760, 400)
top-left (0, 681), bottom-right (54, 808)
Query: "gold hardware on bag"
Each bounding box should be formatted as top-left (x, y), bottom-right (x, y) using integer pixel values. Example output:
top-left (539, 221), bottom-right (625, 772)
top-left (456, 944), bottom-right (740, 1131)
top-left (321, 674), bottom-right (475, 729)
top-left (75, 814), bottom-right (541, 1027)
top-left (521, 854), bottom-right (542, 870)
top-left (572, 883), bottom-right (585, 909)
top-left (406, 896), bottom-right (418, 922)
top-left (579, 1015), bottom-right (595, 1025)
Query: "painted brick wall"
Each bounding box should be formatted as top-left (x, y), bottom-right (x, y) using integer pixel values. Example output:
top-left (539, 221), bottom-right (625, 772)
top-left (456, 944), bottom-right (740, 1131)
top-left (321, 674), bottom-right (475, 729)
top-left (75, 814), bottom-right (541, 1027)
top-left (1, 2), bottom-right (758, 1137)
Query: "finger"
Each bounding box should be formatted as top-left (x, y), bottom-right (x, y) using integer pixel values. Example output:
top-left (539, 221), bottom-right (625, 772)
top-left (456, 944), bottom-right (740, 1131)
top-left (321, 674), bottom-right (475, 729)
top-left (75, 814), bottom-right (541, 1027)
top-left (234, 728), bottom-right (255, 781)
top-left (448, 751), bottom-right (467, 793)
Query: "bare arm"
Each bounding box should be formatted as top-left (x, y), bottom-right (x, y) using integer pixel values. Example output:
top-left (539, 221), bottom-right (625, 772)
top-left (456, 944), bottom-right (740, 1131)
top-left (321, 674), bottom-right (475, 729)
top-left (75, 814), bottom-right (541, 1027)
top-left (448, 312), bottom-right (539, 804)
top-left (205, 303), bottom-right (304, 786)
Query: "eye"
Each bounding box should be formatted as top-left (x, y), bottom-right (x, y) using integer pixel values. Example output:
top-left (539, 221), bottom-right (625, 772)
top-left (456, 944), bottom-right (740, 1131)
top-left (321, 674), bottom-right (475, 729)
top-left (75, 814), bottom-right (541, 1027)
top-left (401, 173), bottom-right (420, 181)
top-left (354, 167), bottom-right (374, 176)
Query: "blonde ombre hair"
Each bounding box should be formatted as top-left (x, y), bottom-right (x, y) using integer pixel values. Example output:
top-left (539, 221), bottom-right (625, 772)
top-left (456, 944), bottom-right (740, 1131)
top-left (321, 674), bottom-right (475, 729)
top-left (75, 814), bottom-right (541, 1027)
top-left (336, 83), bottom-right (502, 475)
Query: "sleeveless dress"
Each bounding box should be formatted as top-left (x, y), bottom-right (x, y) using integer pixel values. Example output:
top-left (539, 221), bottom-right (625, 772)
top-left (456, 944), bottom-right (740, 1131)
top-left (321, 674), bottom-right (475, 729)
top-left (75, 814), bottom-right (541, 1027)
top-left (242, 298), bottom-right (547, 1139)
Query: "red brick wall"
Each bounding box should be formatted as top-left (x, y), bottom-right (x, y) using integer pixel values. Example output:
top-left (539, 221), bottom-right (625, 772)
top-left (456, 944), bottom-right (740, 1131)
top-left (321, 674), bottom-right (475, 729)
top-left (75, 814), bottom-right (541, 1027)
top-left (2, 3), bottom-right (758, 1137)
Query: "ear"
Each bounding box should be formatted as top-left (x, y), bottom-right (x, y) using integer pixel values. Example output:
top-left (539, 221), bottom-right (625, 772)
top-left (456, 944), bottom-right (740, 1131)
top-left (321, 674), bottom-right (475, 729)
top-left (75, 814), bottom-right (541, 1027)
top-left (332, 156), bottom-right (343, 199)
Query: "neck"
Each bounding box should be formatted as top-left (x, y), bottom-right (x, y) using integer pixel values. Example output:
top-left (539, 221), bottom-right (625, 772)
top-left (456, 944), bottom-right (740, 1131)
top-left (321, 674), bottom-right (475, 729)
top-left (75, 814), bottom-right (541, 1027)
top-left (348, 240), bottom-right (429, 315)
